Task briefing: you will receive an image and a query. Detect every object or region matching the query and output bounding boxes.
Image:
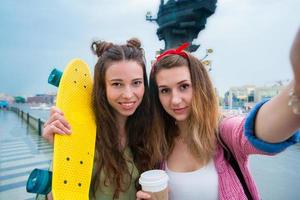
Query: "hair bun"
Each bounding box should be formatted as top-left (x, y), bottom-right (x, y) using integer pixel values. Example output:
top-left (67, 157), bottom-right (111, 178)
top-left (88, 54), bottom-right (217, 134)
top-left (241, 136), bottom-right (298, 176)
top-left (127, 38), bottom-right (141, 49)
top-left (91, 41), bottom-right (113, 57)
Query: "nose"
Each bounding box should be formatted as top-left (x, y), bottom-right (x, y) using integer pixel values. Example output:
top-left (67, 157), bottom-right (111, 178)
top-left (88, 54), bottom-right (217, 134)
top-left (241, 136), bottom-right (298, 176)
top-left (171, 91), bottom-right (182, 106)
top-left (122, 86), bottom-right (133, 99)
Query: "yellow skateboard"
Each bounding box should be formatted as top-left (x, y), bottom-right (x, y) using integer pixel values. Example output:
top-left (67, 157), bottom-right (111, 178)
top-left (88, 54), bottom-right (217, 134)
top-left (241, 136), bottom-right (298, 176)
top-left (27, 59), bottom-right (96, 199)
top-left (51, 59), bottom-right (96, 199)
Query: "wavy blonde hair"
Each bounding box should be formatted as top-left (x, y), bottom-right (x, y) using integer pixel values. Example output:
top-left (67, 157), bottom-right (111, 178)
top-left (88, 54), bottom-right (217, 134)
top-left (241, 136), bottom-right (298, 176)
top-left (150, 52), bottom-right (220, 164)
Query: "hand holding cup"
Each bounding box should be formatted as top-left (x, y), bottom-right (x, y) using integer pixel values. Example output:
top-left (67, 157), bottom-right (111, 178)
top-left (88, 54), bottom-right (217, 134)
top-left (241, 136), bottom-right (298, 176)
top-left (138, 170), bottom-right (169, 200)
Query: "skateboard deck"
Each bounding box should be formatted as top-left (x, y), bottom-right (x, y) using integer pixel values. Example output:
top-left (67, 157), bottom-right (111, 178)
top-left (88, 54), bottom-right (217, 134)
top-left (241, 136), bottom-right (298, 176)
top-left (52, 59), bottom-right (96, 200)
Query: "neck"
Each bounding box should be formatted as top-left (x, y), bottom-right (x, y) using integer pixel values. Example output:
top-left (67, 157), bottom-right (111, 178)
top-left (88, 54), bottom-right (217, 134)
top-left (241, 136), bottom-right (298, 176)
top-left (176, 120), bottom-right (188, 140)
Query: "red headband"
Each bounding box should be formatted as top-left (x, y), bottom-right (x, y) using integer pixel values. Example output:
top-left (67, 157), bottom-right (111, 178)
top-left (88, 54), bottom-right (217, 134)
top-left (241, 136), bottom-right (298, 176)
top-left (156, 42), bottom-right (190, 61)
top-left (151, 42), bottom-right (190, 75)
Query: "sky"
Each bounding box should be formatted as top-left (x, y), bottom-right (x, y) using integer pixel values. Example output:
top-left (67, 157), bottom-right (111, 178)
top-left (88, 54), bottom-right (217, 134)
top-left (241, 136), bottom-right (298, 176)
top-left (0, 0), bottom-right (299, 97)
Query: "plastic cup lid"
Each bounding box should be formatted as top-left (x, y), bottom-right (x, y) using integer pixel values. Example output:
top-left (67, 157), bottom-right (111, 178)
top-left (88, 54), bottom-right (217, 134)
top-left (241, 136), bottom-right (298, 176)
top-left (139, 170), bottom-right (168, 187)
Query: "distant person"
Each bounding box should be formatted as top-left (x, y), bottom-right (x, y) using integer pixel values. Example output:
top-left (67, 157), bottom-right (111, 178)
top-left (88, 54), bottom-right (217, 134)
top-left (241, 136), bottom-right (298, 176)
top-left (42, 38), bottom-right (163, 200)
top-left (137, 28), bottom-right (300, 200)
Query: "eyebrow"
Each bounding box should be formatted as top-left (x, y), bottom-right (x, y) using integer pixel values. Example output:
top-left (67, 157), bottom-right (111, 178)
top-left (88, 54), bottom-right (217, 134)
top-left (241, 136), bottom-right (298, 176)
top-left (177, 80), bottom-right (190, 84)
top-left (158, 79), bottom-right (190, 88)
top-left (132, 78), bottom-right (143, 81)
top-left (109, 78), bottom-right (143, 82)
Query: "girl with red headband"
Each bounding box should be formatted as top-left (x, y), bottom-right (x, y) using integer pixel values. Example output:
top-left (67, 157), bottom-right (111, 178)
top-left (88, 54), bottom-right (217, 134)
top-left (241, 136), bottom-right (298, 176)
top-left (137, 28), bottom-right (300, 200)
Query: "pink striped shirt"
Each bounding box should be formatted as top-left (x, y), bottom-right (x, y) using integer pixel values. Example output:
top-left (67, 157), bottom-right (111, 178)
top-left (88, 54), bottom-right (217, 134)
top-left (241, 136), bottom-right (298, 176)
top-left (216, 115), bottom-right (265, 200)
top-left (217, 109), bottom-right (299, 200)
top-left (163, 101), bottom-right (300, 199)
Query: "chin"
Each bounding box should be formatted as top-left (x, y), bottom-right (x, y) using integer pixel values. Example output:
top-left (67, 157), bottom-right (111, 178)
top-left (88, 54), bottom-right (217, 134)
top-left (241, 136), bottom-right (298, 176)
top-left (173, 115), bottom-right (188, 122)
top-left (121, 110), bottom-right (136, 117)
top-left (176, 118), bottom-right (187, 122)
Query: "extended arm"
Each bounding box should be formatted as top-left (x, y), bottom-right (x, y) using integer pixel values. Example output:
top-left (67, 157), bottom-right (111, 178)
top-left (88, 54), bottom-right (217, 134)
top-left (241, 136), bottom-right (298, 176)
top-left (255, 28), bottom-right (300, 143)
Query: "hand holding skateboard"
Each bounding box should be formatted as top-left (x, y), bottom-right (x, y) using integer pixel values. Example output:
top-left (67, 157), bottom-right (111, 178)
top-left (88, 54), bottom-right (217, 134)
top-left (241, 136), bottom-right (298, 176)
top-left (43, 107), bottom-right (72, 144)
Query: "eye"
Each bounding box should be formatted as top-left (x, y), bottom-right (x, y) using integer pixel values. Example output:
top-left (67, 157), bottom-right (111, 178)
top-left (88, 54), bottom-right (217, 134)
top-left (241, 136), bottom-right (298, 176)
top-left (133, 80), bottom-right (143, 87)
top-left (159, 88), bottom-right (170, 94)
top-left (112, 82), bottom-right (122, 87)
top-left (180, 83), bottom-right (190, 91)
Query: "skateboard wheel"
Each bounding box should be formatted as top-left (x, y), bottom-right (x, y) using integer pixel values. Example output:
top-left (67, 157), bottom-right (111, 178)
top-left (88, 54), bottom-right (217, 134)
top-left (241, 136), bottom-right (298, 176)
top-left (26, 168), bottom-right (52, 195)
top-left (48, 68), bottom-right (63, 87)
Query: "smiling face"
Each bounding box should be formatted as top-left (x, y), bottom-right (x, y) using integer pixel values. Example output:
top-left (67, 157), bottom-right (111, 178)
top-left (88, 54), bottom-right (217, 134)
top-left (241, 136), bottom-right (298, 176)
top-left (156, 65), bottom-right (193, 122)
top-left (105, 60), bottom-right (144, 120)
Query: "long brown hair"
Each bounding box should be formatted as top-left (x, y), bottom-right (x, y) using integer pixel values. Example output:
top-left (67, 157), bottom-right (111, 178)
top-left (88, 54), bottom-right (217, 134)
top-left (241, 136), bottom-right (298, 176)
top-left (150, 52), bottom-right (220, 164)
top-left (91, 38), bottom-right (162, 199)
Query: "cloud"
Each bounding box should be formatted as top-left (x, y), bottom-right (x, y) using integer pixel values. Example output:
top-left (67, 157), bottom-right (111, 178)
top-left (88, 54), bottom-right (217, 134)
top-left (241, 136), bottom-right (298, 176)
top-left (0, 0), bottom-right (299, 96)
top-left (197, 0), bottom-right (300, 95)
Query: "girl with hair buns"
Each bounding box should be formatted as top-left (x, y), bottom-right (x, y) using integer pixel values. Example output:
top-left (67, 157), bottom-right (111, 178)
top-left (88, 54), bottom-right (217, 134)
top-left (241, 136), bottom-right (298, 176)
top-left (42, 38), bottom-right (163, 200)
top-left (137, 29), bottom-right (300, 200)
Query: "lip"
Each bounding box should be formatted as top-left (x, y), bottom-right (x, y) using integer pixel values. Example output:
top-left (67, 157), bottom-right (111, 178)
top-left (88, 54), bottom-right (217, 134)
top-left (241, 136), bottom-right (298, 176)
top-left (173, 107), bottom-right (187, 114)
top-left (119, 101), bottom-right (136, 110)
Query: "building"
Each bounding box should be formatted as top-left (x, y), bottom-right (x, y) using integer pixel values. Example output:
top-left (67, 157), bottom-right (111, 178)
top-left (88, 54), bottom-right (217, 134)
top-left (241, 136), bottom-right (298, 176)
top-left (27, 94), bottom-right (55, 104)
top-left (224, 85), bottom-right (255, 108)
top-left (224, 83), bottom-right (286, 109)
top-left (254, 85), bottom-right (284, 102)
top-left (0, 93), bottom-right (14, 104)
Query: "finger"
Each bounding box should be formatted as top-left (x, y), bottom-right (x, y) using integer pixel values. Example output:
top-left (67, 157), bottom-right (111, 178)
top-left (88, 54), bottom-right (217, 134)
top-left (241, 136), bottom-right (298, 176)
top-left (45, 111), bottom-right (63, 126)
top-left (291, 28), bottom-right (300, 83)
top-left (47, 112), bottom-right (71, 130)
top-left (50, 106), bottom-right (64, 116)
top-left (136, 191), bottom-right (151, 199)
top-left (52, 120), bottom-right (71, 135)
top-left (53, 113), bottom-right (71, 130)
top-left (47, 192), bottom-right (53, 200)
top-left (43, 124), bottom-right (66, 143)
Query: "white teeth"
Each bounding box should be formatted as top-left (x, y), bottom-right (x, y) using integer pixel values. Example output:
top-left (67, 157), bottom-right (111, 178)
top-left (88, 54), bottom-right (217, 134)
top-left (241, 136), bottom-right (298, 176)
top-left (120, 102), bottom-right (135, 109)
top-left (121, 102), bottom-right (134, 106)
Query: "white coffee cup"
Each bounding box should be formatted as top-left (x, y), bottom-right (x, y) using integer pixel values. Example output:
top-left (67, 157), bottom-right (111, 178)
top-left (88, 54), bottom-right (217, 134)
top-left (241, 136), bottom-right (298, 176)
top-left (139, 170), bottom-right (169, 200)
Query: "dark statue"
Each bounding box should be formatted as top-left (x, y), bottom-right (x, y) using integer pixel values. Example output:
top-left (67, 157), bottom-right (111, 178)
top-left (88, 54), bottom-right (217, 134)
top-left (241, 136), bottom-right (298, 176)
top-left (146, 0), bottom-right (217, 52)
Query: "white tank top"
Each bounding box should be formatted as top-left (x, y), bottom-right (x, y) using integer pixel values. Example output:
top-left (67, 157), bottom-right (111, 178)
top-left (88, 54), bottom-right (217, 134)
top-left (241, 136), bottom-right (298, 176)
top-left (165, 159), bottom-right (218, 200)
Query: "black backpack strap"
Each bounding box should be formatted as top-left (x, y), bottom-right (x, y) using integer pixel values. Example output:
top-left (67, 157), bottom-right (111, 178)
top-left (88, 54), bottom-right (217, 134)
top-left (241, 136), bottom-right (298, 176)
top-left (219, 136), bottom-right (254, 200)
